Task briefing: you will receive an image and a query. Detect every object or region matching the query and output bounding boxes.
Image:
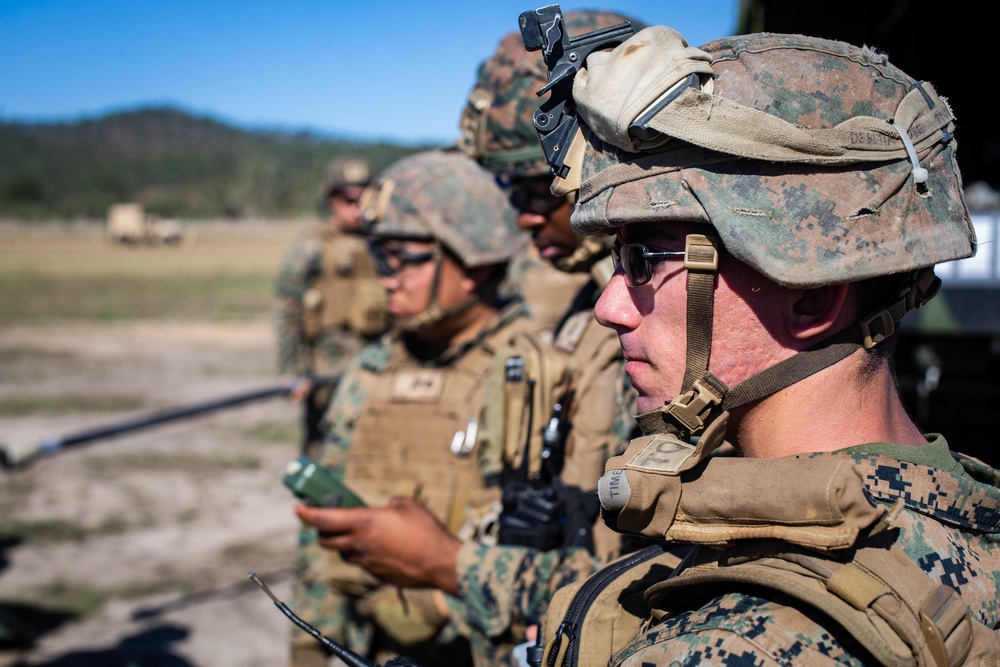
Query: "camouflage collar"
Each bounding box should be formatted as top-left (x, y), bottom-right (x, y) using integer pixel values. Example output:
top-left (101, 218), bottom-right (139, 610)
top-left (803, 436), bottom-right (1000, 533)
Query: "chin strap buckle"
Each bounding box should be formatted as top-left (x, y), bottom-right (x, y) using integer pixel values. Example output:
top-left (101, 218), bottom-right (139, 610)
top-left (664, 374), bottom-right (727, 435)
top-left (858, 268), bottom-right (942, 350)
top-left (859, 309), bottom-right (895, 350)
top-left (683, 234), bottom-right (719, 272)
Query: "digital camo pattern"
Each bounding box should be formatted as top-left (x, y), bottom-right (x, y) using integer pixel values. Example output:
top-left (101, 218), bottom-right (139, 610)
top-left (367, 149), bottom-right (522, 268)
top-left (458, 11), bottom-right (644, 178)
top-left (613, 437), bottom-right (1000, 666)
top-left (273, 225), bottom-right (370, 376)
top-left (453, 542), bottom-right (603, 666)
top-left (571, 33), bottom-right (975, 288)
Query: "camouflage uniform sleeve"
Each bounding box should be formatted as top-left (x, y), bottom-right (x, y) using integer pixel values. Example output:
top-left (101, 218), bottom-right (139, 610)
top-left (274, 232), bottom-right (322, 376)
top-left (451, 541), bottom-right (602, 637)
top-left (615, 592), bottom-right (863, 667)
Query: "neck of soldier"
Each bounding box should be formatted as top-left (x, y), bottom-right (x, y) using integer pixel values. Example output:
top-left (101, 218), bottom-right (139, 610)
top-left (409, 298), bottom-right (500, 358)
top-left (330, 215), bottom-right (361, 235)
top-left (729, 349), bottom-right (926, 459)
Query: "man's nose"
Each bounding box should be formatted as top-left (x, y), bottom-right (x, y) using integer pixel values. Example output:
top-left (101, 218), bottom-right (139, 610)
top-left (595, 270), bottom-right (641, 331)
top-left (516, 211), bottom-right (545, 231)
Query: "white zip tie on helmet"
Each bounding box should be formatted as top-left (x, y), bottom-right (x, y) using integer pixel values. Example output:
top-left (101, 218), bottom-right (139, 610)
top-left (893, 121), bottom-right (929, 184)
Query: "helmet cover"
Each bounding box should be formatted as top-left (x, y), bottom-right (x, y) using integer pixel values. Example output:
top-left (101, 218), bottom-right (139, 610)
top-left (570, 30), bottom-right (974, 287)
top-left (458, 11), bottom-right (646, 179)
top-left (363, 149), bottom-right (522, 268)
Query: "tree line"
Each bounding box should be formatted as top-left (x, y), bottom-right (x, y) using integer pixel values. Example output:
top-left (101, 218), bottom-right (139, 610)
top-left (0, 107), bottom-right (431, 221)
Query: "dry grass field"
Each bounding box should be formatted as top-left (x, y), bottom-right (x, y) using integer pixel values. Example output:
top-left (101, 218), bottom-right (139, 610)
top-left (0, 220), bottom-right (318, 667)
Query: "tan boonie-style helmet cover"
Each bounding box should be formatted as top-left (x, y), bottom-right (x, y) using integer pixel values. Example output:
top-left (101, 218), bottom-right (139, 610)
top-left (570, 29), bottom-right (975, 288)
top-left (363, 149), bottom-right (521, 268)
top-left (458, 11), bottom-right (645, 178)
top-left (320, 157), bottom-right (372, 198)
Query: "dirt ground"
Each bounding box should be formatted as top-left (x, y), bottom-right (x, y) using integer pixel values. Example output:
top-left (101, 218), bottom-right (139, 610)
top-left (0, 225), bottom-right (314, 667)
top-left (0, 319), bottom-right (305, 667)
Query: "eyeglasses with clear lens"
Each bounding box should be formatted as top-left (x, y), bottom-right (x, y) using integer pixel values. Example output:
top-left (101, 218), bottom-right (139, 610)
top-left (611, 243), bottom-right (686, 286)
top-left (370, 244), bottom-right (436, 277)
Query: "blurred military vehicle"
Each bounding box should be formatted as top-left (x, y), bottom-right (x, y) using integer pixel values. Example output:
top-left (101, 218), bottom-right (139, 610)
top-left (106, 202), bottom-right (185, 246)
top-left (738, 0), bottom-right (1000, 466)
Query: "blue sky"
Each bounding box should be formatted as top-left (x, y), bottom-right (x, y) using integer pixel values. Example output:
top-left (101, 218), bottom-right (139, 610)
top-left (0, 1), bottom-right (739, 144)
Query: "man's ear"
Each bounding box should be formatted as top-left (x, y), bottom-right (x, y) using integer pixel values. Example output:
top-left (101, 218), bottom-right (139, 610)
top-left (786, 283), bottom-right (851, 340)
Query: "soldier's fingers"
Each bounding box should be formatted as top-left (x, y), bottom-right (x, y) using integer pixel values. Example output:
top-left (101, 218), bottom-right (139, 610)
top-left (318, 532), bottom-right (361, 556)
top-left (294, 504), bottom-right (360, 534)
top-left (387, 495), bottom-right (419, 510)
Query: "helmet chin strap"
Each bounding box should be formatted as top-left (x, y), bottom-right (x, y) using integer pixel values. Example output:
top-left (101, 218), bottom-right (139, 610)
top-left (395, 243), bottom-right (482, 334)
top-left (635, 233), bottom-right (724, 442)
top-left (633, 235), bottom-right (941, 467)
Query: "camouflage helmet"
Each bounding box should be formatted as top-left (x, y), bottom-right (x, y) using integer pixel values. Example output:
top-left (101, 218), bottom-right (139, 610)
top-left (457, 11), bottom-right (645, 179)
top-left (557, 27), bottom-right (975, 458)
top-left (362, 149), bottom-right (521, 268)
top-left (320, 157), bottom-right (372, 199)
top-left (570, 29), bottom-right (974, 288)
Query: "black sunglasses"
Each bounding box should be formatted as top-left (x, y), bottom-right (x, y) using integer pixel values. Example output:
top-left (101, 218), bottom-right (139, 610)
top-left (507, 184), bottom-right (565, 216)
top-left (611, 243), bottom-right (685, 286)
top-left (370, 244), bottom-right (436, 277)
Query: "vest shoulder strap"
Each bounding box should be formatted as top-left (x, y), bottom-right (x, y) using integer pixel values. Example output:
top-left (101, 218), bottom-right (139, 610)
top-left (645, 540), bottom-right (1000, 667)
top-left (541, 542), bottom-right (691, 667)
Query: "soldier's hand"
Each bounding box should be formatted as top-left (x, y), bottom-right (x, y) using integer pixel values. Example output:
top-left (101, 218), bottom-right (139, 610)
top-left (286, 376), bottom-right (313, 402)
top-left (295, 496), bottom-right (462, 595)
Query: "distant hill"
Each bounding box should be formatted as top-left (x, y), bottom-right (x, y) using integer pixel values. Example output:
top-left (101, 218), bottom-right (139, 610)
top-left (0, 107), bottom-right (433, 221)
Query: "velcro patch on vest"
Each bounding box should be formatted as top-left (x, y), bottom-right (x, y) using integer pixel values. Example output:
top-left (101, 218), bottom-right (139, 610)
top-left (391, 370), bottom-right (445, 403)
top-left (626, 434), bottom-right (698, 474)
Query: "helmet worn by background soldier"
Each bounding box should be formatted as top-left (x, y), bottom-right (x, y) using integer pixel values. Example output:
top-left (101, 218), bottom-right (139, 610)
top-left (319, 157), bottom-right (371, 202)
top-left (364, 149), bottom-right (522, 268)
top-left (458, 11), bottom-right (646, 278)
top-left (362, 149), bottom-right (525, 331)
top-left (458, 11), bottom-right (645, 179)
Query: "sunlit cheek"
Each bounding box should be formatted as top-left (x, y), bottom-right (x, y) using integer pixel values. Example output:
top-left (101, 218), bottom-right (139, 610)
top-left (411, 266), bottom-right (438, 313)
top-left (704, 275), bottom-right (782, 388)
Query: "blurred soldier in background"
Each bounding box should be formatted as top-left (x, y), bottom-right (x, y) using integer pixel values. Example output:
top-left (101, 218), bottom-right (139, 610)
top-left (274, 157), bottom-right (389, 456)
top-left (295, 13), bottom-right (652, 667)
top-left (457, 9), bottom-right (646, 533)
top-left (290, 149), bottom-right (572, 667)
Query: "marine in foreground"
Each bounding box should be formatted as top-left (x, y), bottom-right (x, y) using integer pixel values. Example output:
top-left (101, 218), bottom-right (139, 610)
top-left (521, 9), bottom-right (1000, 666)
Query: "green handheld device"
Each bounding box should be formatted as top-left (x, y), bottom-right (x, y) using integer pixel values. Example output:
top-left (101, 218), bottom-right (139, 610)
top-left (283, 457), bottom-right (366, 508)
